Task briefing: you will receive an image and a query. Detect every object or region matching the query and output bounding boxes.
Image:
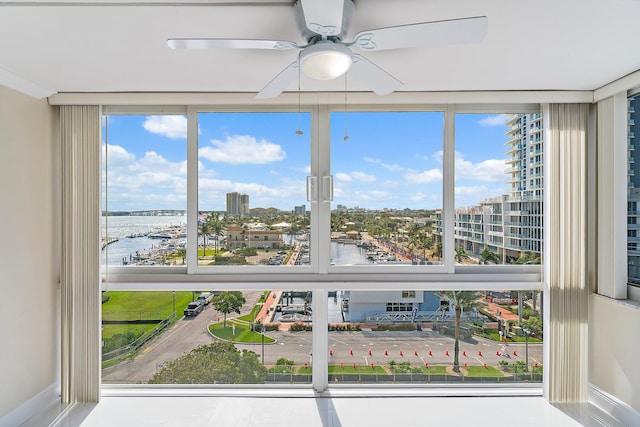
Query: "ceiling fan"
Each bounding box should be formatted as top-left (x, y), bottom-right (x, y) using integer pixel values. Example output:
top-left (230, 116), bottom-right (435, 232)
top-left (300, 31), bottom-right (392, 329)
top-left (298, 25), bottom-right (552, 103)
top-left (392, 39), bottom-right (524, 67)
top-left (167, 0), bottom-right (487, 98)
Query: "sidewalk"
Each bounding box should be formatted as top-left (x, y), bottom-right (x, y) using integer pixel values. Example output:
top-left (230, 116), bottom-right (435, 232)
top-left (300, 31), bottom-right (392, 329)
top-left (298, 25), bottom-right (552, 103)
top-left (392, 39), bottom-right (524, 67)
top-left (254, 291), bottom-right (281, 324)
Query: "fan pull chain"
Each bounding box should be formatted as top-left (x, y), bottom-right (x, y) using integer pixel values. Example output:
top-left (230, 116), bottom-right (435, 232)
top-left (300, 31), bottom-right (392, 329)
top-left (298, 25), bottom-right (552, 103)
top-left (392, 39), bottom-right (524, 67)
top-left (296, 58), bottom-right (304, 135)
top-left (343, 72), bottom-right (349, 141)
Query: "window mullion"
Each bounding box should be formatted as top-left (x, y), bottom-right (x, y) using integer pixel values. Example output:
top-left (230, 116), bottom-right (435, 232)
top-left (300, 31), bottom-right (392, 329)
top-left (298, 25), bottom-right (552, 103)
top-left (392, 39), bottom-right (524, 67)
top-left (315, 106), bottom-right (331, 274)
top-left (186, 106), bottom-right (199, 274)
top-left (443, 107), bottom-right (455, 273)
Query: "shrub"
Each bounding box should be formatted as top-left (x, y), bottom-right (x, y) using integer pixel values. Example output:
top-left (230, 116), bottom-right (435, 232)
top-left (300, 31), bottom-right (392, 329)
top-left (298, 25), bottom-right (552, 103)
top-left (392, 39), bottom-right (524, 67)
top-left (276, 357), bottom-right (294, 366)
top-left (289, 322), bottom-right (312, 332)
top-left (263, 323), bottom-right (281, 331)
top-left (101, 293), bottom-right (111, 304)
top-left (328, 323), bottom-right (361, 331)
top-left (372, 323), bottom-right (416, 331)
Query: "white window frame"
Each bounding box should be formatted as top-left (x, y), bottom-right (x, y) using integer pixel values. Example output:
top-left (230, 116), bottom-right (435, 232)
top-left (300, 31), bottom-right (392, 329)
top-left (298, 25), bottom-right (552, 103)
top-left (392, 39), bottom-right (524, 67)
top-left (101, 101), bottom-right (544, 394)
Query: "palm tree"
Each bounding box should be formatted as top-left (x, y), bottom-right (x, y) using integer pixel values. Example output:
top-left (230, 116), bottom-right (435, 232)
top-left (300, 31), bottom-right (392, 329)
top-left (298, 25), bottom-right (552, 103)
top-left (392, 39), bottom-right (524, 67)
top-left (454, 246), bottom-right (469, 263)
top-left (440, 291), bottom-right (481, 373)
top-left (480, 248), bottom-right (501, 265)
top-left (433, 242), bottom-right (443, 260)
top-left (210, 219), bottom-right (224, 255)
top-left (199, 221), bottom-right (212, 258)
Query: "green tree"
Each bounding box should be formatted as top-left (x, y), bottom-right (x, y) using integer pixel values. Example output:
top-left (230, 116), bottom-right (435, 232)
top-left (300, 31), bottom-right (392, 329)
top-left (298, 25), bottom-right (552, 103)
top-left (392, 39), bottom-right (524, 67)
top-left (209, 219), bottom-right (224, 254)
top-left (199, 220), bottom-right (212, 258)
top-left (148, 341), bottom-right (267, 384)
top-left (433, 242), bottom-right (443, 259)
top-left (520, 315), bottom-right (543, 337)
top-left (454, 246), bottom-right (469, 263)
top-left (480, 248), bottom-right (501, 265)
top-left (211, 291), bottom-right (246, 327)
top-left (439, 291), bottom-right (481, 373)
top-left (513, 252), bottom-right (541, 265)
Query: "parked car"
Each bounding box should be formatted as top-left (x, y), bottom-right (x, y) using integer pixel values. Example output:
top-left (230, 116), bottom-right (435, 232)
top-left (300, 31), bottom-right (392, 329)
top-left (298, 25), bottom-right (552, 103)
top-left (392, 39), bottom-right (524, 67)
top-left (197, 292), bottom-right (213, 306)
top-left (184, 301), bottom-right (204, 317)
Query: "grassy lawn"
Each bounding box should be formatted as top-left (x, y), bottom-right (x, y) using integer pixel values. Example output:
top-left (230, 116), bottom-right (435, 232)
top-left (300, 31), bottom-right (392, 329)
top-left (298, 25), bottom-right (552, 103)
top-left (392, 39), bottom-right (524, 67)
top-left (209, 322), bottom-right (276, 344)
top-left (328, 365), bottom-right (387, 374)
top-left (422, 366), bottom-right (448, 375)
top-left (102, 324), bottom-right (156, 340)
top-left (465, 366), bottom-right (503, 377)
top-left (102, 291), bottom-right (193, 340)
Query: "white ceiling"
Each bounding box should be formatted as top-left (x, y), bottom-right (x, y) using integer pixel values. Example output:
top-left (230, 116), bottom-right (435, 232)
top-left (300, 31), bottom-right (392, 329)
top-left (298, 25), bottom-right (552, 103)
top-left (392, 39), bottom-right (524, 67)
top-left (1, 0), bottom-right (639, 99)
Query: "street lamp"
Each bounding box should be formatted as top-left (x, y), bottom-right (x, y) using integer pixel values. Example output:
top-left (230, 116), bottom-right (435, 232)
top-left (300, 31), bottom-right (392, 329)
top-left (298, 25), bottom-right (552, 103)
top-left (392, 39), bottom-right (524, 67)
top-left (523, 327), bottom-right (531, 374)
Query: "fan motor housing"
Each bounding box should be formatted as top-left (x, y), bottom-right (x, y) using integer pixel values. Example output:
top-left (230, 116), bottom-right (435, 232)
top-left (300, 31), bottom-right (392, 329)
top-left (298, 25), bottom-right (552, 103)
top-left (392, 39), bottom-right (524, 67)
top-left (294, 0), bottom-right (355, 43)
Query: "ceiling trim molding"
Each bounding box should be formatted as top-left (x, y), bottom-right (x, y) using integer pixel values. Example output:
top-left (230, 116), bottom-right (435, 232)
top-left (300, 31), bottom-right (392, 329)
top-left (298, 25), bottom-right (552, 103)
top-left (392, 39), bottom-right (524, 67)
top-left (594, 68), bottom-right (640, 102)
top-left (48, 90), bottom-right (594, 106)
top-left (0, 66), bottom-right (55, 99)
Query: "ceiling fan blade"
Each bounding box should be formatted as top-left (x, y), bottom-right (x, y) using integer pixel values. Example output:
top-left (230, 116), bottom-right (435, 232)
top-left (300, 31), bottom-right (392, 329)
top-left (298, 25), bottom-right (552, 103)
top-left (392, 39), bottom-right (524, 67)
top-left (255, 61), bottom-right (300, 99)
top-left (300, 0), bottom-right (346, 36)
top-left (349, 54), bottom-right (403, 96)
top-left (352, 16), bottom-right (488, 51)
top-left (167, 38), bottom-right (299, 50)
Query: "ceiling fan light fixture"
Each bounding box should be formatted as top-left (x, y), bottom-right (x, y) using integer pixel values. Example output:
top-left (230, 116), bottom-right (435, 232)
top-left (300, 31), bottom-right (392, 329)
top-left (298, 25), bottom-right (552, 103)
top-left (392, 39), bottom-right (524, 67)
top-left (300, 41), bottom-right (352, 80)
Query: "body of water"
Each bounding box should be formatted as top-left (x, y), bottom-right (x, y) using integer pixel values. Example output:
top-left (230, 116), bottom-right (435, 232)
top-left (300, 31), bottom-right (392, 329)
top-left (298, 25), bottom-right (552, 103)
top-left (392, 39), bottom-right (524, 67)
top-left (102, 215), bottom-right (373, 267)
top-left (102, 215), bottom-right (186, 266)
top-left (330, 242), bottom-right (370, 265)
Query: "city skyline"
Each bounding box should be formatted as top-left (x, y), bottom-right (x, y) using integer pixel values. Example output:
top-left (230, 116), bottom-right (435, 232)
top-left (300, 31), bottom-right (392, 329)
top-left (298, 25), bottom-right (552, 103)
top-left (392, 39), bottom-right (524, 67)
top-left (102, 112), bottom-right (515, 212)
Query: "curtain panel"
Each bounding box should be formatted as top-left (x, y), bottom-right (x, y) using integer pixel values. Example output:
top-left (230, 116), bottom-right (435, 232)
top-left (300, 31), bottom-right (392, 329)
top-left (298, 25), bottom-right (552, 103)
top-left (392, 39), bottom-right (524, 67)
top-left (544, 103), bottom-right (590, 402)
top-left (60, 105), bottom-right (101, 403)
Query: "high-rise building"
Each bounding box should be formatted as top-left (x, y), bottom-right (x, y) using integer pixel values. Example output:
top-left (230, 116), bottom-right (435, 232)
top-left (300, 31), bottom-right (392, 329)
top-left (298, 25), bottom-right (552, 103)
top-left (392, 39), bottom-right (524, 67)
top-left (294, 205), bottom-right (306, 216)
top-left (226, 192), bottom-right (249, 217)
top-left (627, 95), bottom-right (640, 284)
top-left (432, 113), bottom-right (544, 263)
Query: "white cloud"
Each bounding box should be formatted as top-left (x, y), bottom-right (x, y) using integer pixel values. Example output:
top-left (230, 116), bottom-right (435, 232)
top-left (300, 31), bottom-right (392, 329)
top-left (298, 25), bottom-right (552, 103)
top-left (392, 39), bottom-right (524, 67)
top-left (410, 192), bottom-right (427, 201)
top-left (293, 165), bottom-right (311, 174)
top-left (381, 180), bottom-right (400, 189)
top-left (456, 154), bottom-right (505, 182)
top-left (102, 144), bottom-right (188, 210)
top-left (478, 114), bottom-right (510, 127)
top-left (103, 144), bottom-right (135, 166)
top-left (143, 115), bottom-right (188, 139)
top-left (364, 157), bottom-right (403, 172)
top-left (381, 163), bottom-right (404, 172)
top-left (455, 185), bottom-right (504, 208)
top-left (404, 168), bottom-right (443, 184)
top-left (351, 171), bottom-right (376, 183)
top-left (198, 135), bottom-right (286, 164)
top-left (335, 172), bottom-right (352, 182)
top-left (335, 171), bottom-right (375, 182)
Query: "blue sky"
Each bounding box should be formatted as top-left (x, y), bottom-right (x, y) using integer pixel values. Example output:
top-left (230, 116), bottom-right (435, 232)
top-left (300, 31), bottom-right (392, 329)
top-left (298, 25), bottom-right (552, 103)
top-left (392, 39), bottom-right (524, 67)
top-left (102, 112), bottom-right (511, 212)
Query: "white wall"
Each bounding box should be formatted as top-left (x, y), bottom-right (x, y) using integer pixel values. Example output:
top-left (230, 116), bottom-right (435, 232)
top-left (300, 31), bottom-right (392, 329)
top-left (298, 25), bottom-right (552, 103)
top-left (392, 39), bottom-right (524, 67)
top-left (589, 293), bottom-right (640, 412)
top-left (0, 85), bottom-right (59, 416)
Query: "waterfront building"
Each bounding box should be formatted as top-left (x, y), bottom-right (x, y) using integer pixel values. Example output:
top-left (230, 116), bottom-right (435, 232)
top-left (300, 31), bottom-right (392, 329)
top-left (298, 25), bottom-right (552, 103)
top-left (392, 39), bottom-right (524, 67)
top-left (344, 290), bottom-right (442, 322)
top-left (225, 226), bottom-right (283, 250)
top-left (226, 192), bottom-right (249, 217)
top-left (432, 114), bottom-right (544, 263)
top-left (628, 95), bottom-right (640, 284)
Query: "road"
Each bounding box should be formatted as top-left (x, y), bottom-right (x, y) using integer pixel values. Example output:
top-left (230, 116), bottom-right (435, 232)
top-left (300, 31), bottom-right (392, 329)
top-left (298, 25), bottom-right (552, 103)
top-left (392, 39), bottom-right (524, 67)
top-left (103, 299), bottom-right (543, 384)
top-left (102, 290), bottom-right (265, 384)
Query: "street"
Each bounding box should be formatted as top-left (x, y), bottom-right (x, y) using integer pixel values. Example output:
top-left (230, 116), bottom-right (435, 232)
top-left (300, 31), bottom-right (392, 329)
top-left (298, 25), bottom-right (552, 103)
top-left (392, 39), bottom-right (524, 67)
top-left (103, 295), bottom-right (543, 384)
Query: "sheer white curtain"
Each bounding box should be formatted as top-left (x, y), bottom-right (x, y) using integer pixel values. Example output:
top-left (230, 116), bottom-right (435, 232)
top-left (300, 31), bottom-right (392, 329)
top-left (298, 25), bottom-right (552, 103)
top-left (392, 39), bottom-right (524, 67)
top-left (543, 103), bottom-right (590, 402)
top-left (60, 105), bottom-right (101, 403)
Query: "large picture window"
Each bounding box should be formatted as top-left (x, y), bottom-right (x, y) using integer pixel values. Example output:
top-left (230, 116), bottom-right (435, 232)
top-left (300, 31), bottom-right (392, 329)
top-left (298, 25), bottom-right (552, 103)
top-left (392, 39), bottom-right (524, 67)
top-left (196, 112), bottom-right (312, 270)
top-left (329, 111), bottom-right (444, 268)
top-left (101, 105), bottom-right (543, 391)
top-left (102, 113), bottom-right (187, 268)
